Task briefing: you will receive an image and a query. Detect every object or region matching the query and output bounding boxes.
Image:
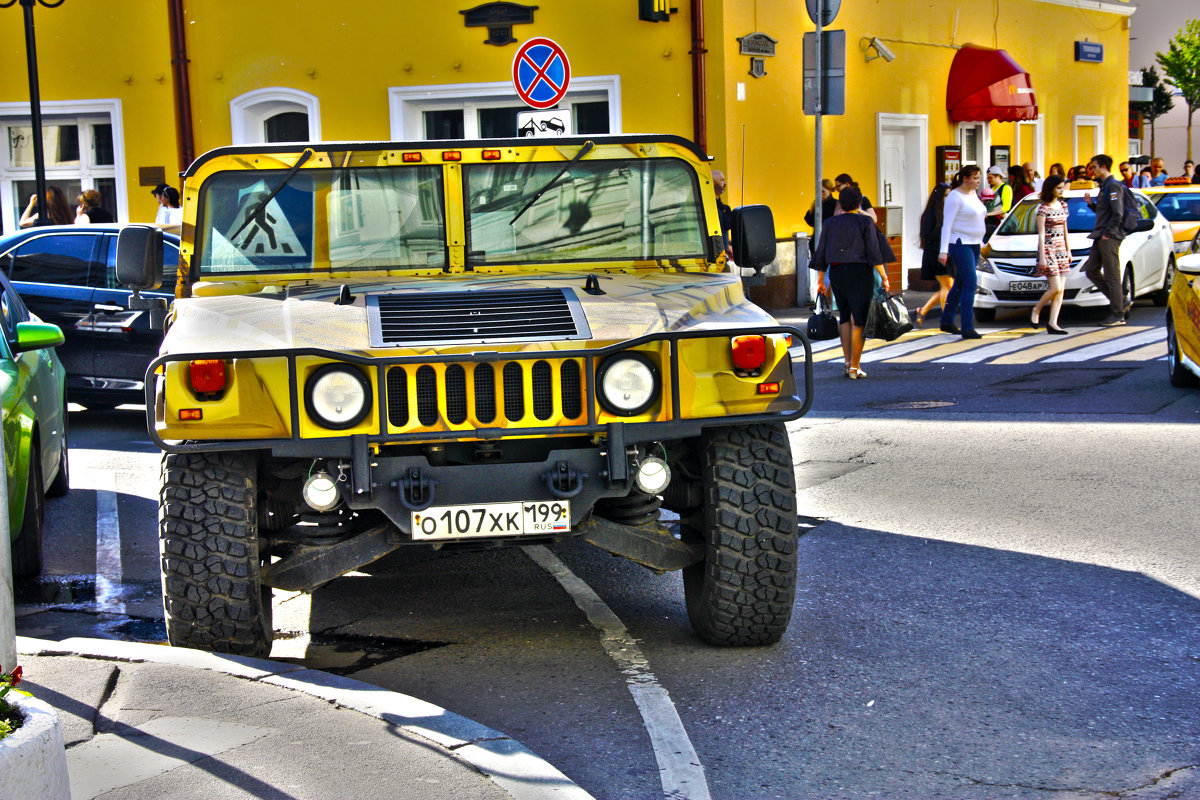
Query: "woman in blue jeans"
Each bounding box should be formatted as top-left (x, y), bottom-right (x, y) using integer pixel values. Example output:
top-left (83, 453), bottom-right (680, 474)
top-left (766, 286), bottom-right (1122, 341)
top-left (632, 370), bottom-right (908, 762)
top-left (938, 165), bottom-right (986, 339)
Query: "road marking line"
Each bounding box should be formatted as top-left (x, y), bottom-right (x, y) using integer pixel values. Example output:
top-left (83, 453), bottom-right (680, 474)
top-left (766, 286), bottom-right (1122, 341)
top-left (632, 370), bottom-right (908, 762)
top-left (1044, 328), bottom-right (1164, 362)
top-left (860, 332), bottom-right (965, 363)
top-left (989, 325), bottom-right (1152, 364)
top-left (1102, 341), bottom-right (1167, 361)
top-left (95, 471), bottom-right (125, 615)
top-left (810, 329), bottom-right (949, 363)
top-left (523, 546), bottom-right (711, 800)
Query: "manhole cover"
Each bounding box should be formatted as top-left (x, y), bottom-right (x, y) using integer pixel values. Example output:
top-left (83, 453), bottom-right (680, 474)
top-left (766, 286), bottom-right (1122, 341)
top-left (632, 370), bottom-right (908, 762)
top-left (869, 400), bottom-right (958, 410)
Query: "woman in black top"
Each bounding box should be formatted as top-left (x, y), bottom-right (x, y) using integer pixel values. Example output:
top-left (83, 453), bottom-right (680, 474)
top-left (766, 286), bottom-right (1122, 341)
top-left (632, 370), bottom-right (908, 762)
top-left (915, 182), bottom-right (951, 327)
top-left (813, 186), bottom-right (890, 379)
top-left (74, 189), bottom-right (115, 224)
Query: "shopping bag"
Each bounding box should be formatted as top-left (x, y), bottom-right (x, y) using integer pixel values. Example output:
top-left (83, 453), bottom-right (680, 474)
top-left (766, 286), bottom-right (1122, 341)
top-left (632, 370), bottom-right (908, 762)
top-left (864, 289), bottom-right (914, 341)
top-left (807, 293), bottom-right (839, 341)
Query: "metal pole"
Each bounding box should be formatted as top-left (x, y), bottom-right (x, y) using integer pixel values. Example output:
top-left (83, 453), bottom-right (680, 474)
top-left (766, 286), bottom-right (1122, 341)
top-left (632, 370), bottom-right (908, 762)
top-left (813, 7), bottom-right (823, 299)
top-left (21, 0), bottom-right (49, 227)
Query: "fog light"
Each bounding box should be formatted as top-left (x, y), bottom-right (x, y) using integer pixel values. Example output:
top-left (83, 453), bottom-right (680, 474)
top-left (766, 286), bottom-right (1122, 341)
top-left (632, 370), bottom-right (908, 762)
top-left (634, 456), bottom-right (671, 495)
top-left (303, 472), bottom-right (341, 512)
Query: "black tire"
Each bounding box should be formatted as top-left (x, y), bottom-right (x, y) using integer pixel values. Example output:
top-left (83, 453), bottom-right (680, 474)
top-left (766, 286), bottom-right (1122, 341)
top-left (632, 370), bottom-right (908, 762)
top-left (1167, 313), bottom-right (1200, 388)
top-left (1122, 267), bottom-right (1135, 311)
top-left (1153, 258), bottom-right (1175, 307)
top-left (46, 404), bottom-right (69, 498)
top-left (682, 423), bottom-right (798, 646)
top-left (160, 451), bottom-right (273, 657)
top-left (974, 307), bottom-right (996, 323)
top-left (12, 445), bottom-right (44, 578)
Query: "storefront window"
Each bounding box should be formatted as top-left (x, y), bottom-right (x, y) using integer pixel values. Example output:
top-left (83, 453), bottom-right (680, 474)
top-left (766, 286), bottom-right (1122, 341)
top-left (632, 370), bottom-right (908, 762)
top-left (9, 124), bottom-right (81, 168)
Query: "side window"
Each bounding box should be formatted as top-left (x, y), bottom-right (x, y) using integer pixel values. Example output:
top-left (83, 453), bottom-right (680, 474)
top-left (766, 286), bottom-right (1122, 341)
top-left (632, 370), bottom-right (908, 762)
top-left (11, 233), bottom-right (99, 287)
top-left (1138, 196), bottom-right (1155, 220)
top-left (103, 234), bottom-right (178, 294)
top-left (0, 275), bottom-right (30, 345)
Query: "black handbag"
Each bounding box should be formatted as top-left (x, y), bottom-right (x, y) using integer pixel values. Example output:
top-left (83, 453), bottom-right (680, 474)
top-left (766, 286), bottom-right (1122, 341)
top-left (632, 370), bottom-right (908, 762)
top-left (807, 293), bottom-right (839, 341)
top-left (864, 289), bottom-right (914, 341)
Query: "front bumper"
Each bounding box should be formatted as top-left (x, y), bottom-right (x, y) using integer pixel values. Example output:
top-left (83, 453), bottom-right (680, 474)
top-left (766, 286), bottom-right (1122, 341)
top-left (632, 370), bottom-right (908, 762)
top-left (974, 260), bottom-right (1110, 309)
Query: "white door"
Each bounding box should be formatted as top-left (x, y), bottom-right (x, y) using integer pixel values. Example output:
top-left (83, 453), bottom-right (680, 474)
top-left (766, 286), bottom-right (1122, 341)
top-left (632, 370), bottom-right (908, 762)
top-left (879, 127), bottom-right (923, 278)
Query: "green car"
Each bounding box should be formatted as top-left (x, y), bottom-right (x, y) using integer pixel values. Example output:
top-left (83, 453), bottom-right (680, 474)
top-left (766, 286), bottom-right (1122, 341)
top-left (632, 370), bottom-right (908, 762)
top-left (0, 269), bottom-right (68, 577)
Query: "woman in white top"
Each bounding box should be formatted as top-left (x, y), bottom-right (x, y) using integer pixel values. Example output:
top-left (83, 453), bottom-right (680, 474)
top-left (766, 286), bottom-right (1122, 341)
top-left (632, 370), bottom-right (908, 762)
top-left (938, 165), bottom-right (986, 339)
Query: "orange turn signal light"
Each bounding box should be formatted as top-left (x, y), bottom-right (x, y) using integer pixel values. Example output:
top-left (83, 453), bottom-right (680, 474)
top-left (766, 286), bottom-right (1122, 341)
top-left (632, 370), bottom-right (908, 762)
top-left (179, 408), bottom-right (203, 421)
top-left (481, 149), bottom-right (502, 160)
top-left (401, 152), bottom-right (422, 163)
top-left (757, 382), bottom-right (781, 395)
top-left (441, 150), bottom-right (462, 162)
top-left (189, 359), bottom-right (227, 394)
top-left (731, 335), bottom-right (767, 370)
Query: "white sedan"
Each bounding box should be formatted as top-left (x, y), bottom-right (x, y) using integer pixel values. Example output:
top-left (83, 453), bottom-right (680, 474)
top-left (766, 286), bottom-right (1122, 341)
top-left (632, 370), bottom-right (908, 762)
top-left (974, 187), bottom-right (1175, 321)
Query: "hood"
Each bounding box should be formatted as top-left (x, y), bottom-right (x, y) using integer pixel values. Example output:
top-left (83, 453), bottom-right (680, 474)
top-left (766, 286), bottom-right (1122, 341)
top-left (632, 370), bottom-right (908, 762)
top-left (163, 272), bottom-right (779, 357)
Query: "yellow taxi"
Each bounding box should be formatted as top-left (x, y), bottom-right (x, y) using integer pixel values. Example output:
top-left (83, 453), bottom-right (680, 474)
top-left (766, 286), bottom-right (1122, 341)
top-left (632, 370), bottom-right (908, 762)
top-left (1166, 251), bottom-right (1200, 387)
top-left (1144, 184), bottom-right (1200, 258)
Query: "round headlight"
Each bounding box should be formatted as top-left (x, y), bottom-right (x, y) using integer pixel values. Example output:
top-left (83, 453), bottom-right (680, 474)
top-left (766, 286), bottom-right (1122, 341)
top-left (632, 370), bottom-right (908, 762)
top-left (597, 353), bottom-right (659, 416)
top-left (305, 364), bottom-right (372, 429)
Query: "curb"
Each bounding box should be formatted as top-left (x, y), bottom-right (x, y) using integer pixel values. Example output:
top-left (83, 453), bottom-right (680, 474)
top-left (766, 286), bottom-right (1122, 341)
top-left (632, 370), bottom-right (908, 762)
top-left (17, 636), bottom-right (594, 800)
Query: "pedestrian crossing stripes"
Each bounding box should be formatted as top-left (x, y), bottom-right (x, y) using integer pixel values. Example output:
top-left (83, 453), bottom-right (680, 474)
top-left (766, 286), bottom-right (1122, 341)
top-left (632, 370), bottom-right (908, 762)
top-left (790, 324), bottom-right (1167, 366)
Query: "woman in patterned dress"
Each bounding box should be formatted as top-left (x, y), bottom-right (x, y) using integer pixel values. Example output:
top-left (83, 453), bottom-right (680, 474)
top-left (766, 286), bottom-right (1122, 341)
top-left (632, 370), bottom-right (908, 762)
top-left (1031, 175), bottom-right (1071, 334)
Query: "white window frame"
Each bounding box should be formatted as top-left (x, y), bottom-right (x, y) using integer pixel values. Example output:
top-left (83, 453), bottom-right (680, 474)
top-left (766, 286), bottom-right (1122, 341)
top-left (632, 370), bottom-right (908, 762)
top-left (230, 87), bottom-right (322, 145)
top-left (0, 98), bottom-right (126, 233)
top-left (1016, 116), bottom-right (1045, 178)
top-left (1073, 115), bottom-right (1105, 166)
top-left (388, 75), bottom-right (622, 140)
top-left (957, 121), bottom-right (991, 168)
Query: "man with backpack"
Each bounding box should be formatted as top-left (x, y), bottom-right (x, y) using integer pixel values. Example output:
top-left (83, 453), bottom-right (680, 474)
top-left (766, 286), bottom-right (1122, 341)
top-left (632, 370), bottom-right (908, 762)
top-left (1083, 154), bottom-right (1135, 326)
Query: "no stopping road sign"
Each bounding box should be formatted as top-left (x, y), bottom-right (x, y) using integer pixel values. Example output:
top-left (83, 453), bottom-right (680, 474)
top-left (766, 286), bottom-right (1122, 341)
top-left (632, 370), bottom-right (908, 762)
top-left (512, 37), bottom-right (571, 110)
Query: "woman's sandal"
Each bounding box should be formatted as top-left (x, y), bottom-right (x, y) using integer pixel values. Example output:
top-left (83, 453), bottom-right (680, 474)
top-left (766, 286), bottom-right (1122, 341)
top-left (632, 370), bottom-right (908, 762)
top-left (914, 311), bottom-right (925, 329)
top-left (848, 367), bottom-right (867, 379)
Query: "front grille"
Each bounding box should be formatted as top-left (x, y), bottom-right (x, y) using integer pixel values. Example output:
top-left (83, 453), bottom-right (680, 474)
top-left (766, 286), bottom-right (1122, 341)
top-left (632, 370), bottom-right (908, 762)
top-left (385, 359), bottom-right (586, 430)
top-left (994, 288), bottom-right (1081, 301)
top-left (369, 288), bottom-right (590, 346)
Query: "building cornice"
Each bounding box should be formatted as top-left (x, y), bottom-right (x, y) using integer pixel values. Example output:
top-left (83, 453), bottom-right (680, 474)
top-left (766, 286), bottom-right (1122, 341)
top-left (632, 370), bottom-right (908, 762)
top-left (1031, 0), bottom-right (1135, 17)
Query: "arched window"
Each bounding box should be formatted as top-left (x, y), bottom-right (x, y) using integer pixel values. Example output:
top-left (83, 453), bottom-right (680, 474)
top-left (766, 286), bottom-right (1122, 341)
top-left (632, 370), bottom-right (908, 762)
top-left (230, 88), bottom-right (321, 145)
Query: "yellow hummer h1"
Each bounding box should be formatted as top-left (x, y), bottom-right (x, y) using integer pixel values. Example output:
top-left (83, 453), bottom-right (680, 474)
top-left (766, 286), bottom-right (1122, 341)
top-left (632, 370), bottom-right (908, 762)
top-left (117, 135), bottom-right (813, 657)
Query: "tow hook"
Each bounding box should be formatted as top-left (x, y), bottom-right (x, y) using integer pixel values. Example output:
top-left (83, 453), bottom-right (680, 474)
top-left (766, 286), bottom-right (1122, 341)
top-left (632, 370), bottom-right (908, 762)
top-left (542, 460), bottom-right (586, 498)
top-left (395, 468), bottom-right (437, 511)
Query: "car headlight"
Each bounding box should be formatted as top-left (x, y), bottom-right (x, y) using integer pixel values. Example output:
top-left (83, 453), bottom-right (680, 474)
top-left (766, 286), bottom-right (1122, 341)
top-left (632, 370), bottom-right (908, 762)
top-left (977, 256), bottom-right (994, 273)
top-left (597, 353), bottom-right (659, 416)
top-left (305, 364), bottom-right (372, 429)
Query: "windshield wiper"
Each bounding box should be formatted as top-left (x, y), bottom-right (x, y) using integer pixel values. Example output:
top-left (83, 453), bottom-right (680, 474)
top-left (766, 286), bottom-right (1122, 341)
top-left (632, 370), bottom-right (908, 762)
top-left (510, 140), bottom-right (595, 226)
top-left (229, 147), bottom-right (315, 244)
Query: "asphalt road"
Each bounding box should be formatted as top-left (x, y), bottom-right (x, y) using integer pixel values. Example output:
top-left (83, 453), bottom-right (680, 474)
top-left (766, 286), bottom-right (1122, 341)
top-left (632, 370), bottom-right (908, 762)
top-left (17, 301), bottom-right (1200, 800)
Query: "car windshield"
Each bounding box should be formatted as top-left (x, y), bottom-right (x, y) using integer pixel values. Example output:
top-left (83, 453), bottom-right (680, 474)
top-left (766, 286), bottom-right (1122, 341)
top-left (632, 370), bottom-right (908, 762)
top-left (996, 197), bottom-right (1104, 235)
top-left (195, 166), bottom-right (447, 274)
top-left (1148, 192), bottom-right (1200, 223)
top-left (464, 158), bottom-right (706, 265)
top-left (194, 157), bottom-right (708, 275)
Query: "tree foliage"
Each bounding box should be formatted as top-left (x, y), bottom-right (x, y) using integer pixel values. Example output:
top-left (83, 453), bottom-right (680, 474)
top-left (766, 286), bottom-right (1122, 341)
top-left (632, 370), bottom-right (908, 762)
top-left (1137, 66), bottom-right (1174, 122)
top-left (1157, 19), bottom-right (1200, 158)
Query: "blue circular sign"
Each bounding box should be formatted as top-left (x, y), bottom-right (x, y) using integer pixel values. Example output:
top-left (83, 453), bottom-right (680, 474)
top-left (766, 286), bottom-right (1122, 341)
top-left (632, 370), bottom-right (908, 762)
top-left (512, 37), bottom-right (571, 110)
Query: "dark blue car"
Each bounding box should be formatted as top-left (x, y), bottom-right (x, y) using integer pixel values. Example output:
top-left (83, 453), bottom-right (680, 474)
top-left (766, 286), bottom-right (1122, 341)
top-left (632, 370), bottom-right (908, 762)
top-left (0, 224), bottom-right (179, 409)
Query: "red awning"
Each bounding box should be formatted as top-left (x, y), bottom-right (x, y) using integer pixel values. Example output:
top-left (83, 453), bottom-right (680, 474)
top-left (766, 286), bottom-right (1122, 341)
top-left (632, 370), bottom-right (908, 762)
top-left (946, 44), bottom-right (1038, 122)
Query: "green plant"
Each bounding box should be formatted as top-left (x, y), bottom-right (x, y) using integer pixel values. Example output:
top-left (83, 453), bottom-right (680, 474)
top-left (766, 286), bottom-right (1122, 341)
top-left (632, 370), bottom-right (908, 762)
top-left (1157, 19), bottom-right (1200, 160)
top-left (0, 663), bottom-right (28, 741)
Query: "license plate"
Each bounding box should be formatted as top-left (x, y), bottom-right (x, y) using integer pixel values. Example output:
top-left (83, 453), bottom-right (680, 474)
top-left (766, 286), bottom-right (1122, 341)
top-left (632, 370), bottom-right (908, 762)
top-left (1010, 280), bottom-right (1048, 292)
top-left (411, 501), bottom-right (571, 540)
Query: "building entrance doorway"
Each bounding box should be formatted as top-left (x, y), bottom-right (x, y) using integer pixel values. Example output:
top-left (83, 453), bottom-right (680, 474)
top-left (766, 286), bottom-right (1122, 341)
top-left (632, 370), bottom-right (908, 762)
top-left (877, 114), bottom-right (929, 286)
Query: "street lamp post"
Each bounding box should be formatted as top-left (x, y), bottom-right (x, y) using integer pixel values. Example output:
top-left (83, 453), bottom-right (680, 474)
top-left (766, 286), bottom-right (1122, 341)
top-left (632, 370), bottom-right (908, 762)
top-left (1, 0), bottom-right (67, 228)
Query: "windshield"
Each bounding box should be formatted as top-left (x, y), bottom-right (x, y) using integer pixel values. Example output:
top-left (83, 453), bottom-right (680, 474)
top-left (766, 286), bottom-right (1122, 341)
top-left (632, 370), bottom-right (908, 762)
top-left (1149, 192), bottom-right (1200, 223)
top-left (464, 158), bottom-right (706, 265)
top-left (195, 166), bottom-right (445, 274)
top-left (995, 196), bottom-right (1146, 236)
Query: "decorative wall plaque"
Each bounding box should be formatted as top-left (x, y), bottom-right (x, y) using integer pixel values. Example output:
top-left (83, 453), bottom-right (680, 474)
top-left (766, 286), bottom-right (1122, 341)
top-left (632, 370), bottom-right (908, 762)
top-left (738, 32), bottom-right (778, 58)
top-left (460, 2), bottom-right (538, 46)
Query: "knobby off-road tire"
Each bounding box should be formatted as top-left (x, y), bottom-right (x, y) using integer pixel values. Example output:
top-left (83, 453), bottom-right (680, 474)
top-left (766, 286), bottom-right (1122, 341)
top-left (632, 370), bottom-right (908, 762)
top-left (160, 451), bottom-right (273, 657)
top-left (682, 423), bottom-right (798, 646)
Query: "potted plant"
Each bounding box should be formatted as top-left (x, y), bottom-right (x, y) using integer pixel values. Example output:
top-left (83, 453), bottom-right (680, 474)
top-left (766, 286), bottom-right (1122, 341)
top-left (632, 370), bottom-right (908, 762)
top-left (0, 663), bottom-right (71, 800)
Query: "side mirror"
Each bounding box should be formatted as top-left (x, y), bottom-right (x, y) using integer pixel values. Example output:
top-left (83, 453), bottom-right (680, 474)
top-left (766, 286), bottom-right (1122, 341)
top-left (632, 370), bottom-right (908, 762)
top-left (12, 321), bottom-right (64, 353)
top-left (731, 204), bottom-right (777, 271)
top-left (1177, 253), bottom-right (1200, 276)
top-left (116, 225), bottom-right (164, 291)
top-left (1136, 218), bottom-right (1155, 233)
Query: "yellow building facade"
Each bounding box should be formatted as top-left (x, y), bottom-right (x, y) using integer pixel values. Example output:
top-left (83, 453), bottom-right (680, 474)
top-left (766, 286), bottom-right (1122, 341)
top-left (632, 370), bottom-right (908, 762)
top-left (0, 0), bottom-right (1133, 304)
